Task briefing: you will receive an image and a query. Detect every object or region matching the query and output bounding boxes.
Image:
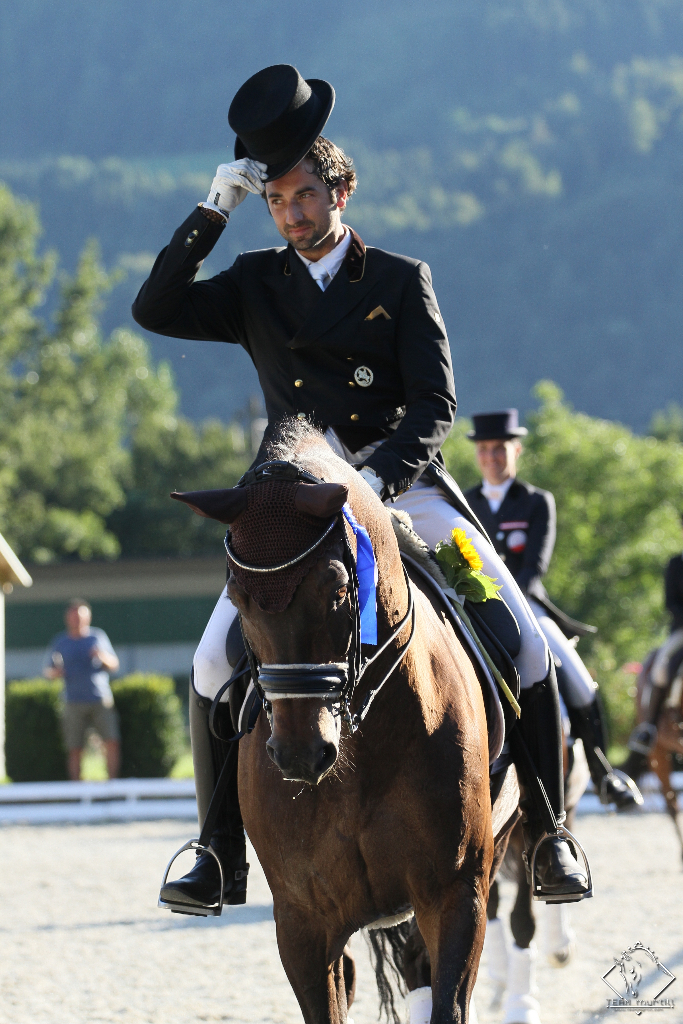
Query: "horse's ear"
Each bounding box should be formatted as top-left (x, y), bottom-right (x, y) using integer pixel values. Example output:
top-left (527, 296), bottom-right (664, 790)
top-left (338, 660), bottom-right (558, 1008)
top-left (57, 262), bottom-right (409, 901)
top-left (170, 488), bottom-right (248, 524)
top-left (295, 482), bottom-right (349, 519)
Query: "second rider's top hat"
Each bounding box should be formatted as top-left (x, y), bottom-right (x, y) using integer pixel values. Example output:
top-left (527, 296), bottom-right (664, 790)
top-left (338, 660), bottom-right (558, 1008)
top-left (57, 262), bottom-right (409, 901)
top-left (228, 65), bottom-right (335, 182)
top-left (467, 409), bottom-right (528, 441)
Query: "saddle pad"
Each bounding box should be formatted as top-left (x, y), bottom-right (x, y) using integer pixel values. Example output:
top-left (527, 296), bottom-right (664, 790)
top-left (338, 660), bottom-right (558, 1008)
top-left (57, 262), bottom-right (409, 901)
top-left (401, 553), bottom-right (505, 764)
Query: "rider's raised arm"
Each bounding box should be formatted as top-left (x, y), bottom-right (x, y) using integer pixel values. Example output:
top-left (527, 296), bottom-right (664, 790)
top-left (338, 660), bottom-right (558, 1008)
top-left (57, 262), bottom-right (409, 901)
top-left (516, 487), bottom-right (556, 595)
top-left (361, 260), bottom-right (456, 498)
top-left (131, 208), bottom-right (247, 345)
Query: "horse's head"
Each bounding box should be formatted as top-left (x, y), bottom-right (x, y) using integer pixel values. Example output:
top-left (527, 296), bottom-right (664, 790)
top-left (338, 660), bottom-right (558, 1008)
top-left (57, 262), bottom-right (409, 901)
top-left (172, 433), bottom-right (390, 785)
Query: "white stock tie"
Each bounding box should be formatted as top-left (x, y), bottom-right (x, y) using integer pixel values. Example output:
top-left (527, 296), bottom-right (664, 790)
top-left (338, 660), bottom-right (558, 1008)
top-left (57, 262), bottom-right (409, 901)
top-left (308, 263), bottom-right (331, 291)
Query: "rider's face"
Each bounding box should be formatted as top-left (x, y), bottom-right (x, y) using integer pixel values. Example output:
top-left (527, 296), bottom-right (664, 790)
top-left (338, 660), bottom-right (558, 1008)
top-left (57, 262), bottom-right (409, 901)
top-left (264, 160), bottom-right (347, 259)
top-left (475, 438), bottom-right (522, 486)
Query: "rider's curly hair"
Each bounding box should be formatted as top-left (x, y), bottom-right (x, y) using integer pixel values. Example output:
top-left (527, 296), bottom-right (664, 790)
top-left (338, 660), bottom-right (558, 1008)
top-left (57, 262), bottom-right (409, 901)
top-left (263, 136), bottom-right (357, 201)
top-left (306, 136), bottom-right (357, 199)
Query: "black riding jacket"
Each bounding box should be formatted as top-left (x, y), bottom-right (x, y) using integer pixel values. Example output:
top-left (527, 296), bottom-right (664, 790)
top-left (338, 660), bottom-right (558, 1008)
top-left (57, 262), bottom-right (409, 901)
top-left (132, 210), bottom-right (456, 499)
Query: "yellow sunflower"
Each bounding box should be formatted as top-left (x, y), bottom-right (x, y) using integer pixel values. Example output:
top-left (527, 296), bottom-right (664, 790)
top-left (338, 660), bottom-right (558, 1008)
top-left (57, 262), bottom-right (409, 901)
top-left (451, 527), bottom-right (483, 571)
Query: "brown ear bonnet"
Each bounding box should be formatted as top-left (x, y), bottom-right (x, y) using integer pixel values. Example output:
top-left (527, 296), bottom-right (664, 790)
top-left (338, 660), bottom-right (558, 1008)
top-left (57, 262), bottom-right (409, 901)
top-left (171, 480), bottom-right (348, 613)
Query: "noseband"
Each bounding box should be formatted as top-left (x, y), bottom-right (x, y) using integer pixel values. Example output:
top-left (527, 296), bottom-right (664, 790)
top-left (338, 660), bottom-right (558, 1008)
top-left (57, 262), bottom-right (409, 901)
top-left (222, 459), bottom-right (416, 733)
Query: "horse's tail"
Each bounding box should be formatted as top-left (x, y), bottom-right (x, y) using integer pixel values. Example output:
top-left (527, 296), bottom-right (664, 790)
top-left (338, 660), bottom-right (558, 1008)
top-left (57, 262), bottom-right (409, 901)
top-left (364, 920), bottom-right (412, 1023)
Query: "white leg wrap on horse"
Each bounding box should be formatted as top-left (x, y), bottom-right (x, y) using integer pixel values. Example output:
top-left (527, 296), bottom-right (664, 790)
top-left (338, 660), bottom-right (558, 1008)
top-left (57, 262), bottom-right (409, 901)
top-left (405, 986), bottom-right (432, 1024)
top-left (542, 903), bottom-right (575, 968)
top-left (529, 600), bottom-right (596, 708)
top-left (193, 586), bottom-right (239, 702)
top-left (502, 944), bottom-right (541, 1024)
top-left (485, 916), bottom-right (509, 986)
top-left (391, 479), bottom-right (549, 689)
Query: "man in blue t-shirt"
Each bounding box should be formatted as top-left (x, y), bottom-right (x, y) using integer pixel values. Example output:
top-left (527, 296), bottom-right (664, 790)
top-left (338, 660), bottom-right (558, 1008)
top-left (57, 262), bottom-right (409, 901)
top-left (44, 599), bottom-right (120, 780)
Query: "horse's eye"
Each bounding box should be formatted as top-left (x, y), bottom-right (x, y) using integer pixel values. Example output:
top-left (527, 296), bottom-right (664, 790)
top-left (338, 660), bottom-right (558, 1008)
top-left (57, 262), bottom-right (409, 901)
top-left (335, 585), bottom-right (348, 603)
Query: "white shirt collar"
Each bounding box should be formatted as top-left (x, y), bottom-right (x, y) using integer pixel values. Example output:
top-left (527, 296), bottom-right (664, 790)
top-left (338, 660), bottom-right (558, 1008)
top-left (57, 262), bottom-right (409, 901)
top-left (296, 227), bottom-right (352, 290)
top-left (481, 476), bottom-right (514, 513)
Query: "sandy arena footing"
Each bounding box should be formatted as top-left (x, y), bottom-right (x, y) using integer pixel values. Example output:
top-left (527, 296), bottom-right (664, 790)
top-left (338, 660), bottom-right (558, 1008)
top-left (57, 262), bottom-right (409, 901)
top-left (0, 810), bottom-right (682, 1023)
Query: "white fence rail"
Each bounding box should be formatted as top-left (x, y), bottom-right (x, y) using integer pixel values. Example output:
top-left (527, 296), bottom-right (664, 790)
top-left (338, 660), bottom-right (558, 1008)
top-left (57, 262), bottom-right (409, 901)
top-left (0, 772), bottom-right (681, 826)
top-left (0, 778), bottom-right (197, 824)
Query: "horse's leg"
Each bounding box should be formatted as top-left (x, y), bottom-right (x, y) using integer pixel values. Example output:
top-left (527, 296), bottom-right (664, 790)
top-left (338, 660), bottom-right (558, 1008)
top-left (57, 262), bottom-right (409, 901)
top-left (484, 879), bottom-right (508, 1009)
top-left (415, 877), bottom-right (487, 1023)
top-left (342, 945), bottom-right (356, 1013)
top-left (274, 904), bottom-right (347, 1024)
top-left (650, 743), bottom-right (683, 863)
top-left (504, 853), bottom-right (541, 1024)
top-left (404, 919), bottom-right (432, 1023)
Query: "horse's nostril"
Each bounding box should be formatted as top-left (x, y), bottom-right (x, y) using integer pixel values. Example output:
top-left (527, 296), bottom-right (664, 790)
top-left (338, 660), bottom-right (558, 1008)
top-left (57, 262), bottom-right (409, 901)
top-left (265, 740), bottom-right (280, 765)
top-left (318, 743), bottom-right (337, 775)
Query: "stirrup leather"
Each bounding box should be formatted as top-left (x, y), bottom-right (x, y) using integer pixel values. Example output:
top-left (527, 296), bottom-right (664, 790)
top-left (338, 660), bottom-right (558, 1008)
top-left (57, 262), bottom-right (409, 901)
top-left (528, 825), bottom-right (593, 903)
top-left (158, 839), bottom-right (226, 917)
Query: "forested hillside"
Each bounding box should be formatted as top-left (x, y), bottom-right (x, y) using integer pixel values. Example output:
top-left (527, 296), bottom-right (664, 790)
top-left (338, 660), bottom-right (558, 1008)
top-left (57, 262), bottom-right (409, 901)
top-left (2, 0), bottom-right (683, 426)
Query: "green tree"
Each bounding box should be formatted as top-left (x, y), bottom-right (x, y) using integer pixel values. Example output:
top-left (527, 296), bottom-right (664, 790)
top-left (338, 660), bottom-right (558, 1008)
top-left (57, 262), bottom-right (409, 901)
top-left (442, 382), bottom-right (683, 742)
top-left (0, 182), bottom-right (247, 562)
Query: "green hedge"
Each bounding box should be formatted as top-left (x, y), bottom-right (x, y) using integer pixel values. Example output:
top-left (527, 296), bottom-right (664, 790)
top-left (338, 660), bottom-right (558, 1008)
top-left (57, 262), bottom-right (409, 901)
top-left (111, 674), bottom-right (185, 778)
top-left (5, 673), bottom-right (185, 782)
top-left (6, 680), bottom-right (68, 782)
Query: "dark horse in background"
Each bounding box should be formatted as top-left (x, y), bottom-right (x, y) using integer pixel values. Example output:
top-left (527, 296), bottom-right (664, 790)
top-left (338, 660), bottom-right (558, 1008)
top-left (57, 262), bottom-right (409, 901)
top-left (177, 420), bottom-right (519, 1024)
top-left (622, 651), bottom-right (683, 861)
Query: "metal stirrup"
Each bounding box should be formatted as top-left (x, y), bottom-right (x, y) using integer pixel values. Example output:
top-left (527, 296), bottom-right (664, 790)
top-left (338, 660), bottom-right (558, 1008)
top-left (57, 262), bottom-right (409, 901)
top-left (529, 826), bottom-right (593, 904)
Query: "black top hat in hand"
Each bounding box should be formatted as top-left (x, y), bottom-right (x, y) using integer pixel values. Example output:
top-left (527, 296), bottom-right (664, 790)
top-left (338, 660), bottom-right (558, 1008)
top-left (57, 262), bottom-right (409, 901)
top-left (228, 65), bottom-right (335, 182)
top-left (467, 409), bottom-right (528, 441)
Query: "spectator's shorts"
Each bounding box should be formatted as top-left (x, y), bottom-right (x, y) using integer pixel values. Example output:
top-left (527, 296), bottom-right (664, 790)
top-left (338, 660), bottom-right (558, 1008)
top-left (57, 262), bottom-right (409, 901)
top-left (62, 701), bottom-right (120, 749)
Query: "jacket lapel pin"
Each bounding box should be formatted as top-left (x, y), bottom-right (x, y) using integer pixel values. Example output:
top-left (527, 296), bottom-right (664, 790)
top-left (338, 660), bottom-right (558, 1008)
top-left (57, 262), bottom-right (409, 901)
top-left (365, 305), bottom-right (391, 321)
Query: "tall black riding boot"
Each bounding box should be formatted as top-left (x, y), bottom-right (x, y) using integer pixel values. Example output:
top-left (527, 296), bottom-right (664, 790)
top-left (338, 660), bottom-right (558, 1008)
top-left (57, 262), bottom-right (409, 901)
top-left (159, 678), bottom-right (248, 913)
top-left (512, 668), bottom-right (590, 903)
top-left (567, 697), bottom-right (642, 810)
top-left (621, 681), bottom-right (669, 781)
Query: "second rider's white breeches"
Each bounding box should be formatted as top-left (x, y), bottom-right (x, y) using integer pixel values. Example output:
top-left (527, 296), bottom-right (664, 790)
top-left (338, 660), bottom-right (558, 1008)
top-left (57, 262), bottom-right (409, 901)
top-left (528, 599), bottom-right (597, 709)
top-left (193, 474), bottom-right (549, 700)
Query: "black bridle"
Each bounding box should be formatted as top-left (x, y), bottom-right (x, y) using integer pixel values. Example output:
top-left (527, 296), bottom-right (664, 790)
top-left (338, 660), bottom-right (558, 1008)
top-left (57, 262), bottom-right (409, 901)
top-left (219, 459), bottom-right (416, 734)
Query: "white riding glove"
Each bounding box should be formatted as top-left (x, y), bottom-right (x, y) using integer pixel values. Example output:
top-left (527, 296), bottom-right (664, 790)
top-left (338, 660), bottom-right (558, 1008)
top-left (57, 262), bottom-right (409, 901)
top-left (358, 466), bottom-right (385, 499)
top-left (201, 158), bottom-right (268, 219)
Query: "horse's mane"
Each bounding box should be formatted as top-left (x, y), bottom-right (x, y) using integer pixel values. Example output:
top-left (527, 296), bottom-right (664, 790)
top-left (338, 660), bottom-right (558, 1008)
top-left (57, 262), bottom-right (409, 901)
top-left (258, 416), bottom-right (329, 465)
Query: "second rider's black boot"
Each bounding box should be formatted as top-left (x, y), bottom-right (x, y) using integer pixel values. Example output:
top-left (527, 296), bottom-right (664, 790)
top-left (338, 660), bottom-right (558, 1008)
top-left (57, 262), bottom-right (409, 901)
top-left (159, 677), bottom-right (249, 914)
top-left (567, 697), bottom-right (642, 810)
top-left (513, 667), bottom-right (591, 903)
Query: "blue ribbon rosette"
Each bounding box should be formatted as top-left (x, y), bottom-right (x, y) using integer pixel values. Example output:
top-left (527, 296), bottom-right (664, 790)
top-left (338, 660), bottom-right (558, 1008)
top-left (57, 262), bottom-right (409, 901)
top-left (342, 504), bottom-right (378, 645)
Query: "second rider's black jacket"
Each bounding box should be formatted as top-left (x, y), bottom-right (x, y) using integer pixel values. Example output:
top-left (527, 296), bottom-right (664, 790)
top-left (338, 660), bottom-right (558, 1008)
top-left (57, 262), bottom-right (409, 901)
top-left (464, 479), bottom-right (556, 600)
top-left (132, 208), bottom-right (456, 498)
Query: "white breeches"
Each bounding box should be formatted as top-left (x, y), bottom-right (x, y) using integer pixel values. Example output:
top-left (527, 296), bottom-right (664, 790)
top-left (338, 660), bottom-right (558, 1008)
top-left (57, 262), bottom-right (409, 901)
top-left (193, 472), bottom-right (549, 700)
top-left (651, 627), bottom-right (683, 688)
top-left (529, 599), bottom-right (597, 709)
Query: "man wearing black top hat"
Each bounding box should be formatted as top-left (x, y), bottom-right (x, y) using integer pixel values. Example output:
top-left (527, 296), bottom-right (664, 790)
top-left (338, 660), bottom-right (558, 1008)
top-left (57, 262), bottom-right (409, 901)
top-left (464, 410), bottom-right (640, 810)
top-left (134, 65), bottom-right (590, 913)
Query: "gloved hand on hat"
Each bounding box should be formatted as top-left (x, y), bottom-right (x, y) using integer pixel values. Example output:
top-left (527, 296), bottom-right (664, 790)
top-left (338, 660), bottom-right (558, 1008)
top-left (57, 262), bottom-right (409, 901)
top-left (201, 158), bottom-right (268, 219)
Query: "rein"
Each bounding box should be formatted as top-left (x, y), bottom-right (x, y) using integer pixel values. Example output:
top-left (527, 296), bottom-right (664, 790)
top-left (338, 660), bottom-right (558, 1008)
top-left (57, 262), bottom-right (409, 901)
top-left (221, 459), bottom-right (416, 734)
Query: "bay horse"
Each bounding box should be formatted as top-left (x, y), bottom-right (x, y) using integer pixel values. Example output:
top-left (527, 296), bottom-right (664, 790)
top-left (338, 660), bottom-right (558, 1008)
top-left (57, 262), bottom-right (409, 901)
top-left (182, 420), bottom-right (519, 1024)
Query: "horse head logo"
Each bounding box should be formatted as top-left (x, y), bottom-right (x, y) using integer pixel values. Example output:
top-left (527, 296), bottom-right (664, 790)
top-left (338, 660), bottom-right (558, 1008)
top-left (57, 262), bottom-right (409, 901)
top-left (618, 953), bottom-right (642, 999)
top-left (603, 943), bottom-right (676, 1005)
